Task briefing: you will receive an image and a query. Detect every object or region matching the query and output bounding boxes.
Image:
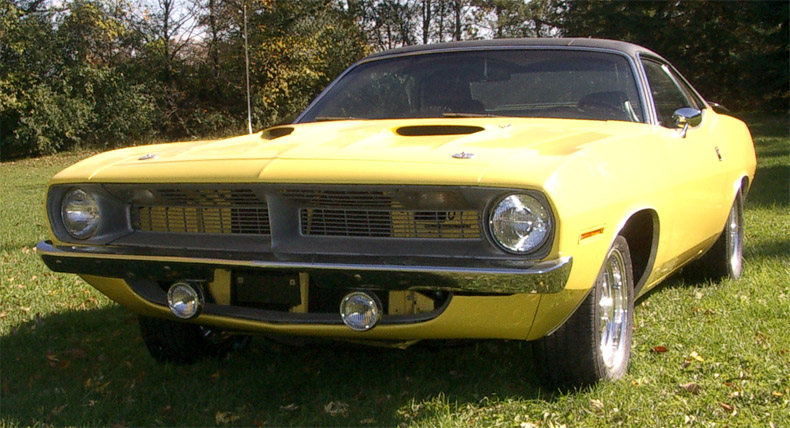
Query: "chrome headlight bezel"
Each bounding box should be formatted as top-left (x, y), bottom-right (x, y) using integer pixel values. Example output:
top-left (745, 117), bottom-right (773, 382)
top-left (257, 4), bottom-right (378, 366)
top-left (47, 184), bottom-right (130, 244)
top-left (60, 188), bottom-right (102, 239)
top-left (487, 192), bottom-right (554, 255)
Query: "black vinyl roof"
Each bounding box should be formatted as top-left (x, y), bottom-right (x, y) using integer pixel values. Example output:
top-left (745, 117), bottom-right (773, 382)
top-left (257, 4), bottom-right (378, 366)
top-left (365, 38), bottom-right (664, 62)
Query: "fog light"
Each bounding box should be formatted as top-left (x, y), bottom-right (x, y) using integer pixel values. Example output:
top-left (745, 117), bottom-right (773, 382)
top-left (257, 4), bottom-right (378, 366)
top-left (167, 282), bottom-right (204, 319)
top-left (339, 292), bottom-right (381, 331)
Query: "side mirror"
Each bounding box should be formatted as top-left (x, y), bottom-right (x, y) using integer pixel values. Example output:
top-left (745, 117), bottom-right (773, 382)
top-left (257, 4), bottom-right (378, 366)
top-left (672, 108), bottom-right (702, 138)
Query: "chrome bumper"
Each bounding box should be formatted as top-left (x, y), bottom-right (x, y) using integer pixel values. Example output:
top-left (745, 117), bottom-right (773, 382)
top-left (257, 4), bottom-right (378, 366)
top-left (37, 241), bottom-right (572, 294)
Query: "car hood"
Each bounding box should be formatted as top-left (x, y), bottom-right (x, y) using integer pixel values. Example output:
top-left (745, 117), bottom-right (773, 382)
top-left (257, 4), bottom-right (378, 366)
top-left (51, 118), bottom-right (649, 186)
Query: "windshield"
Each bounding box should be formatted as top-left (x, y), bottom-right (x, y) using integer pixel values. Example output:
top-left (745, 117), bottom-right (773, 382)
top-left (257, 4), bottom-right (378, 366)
top-left (298, 49), bottom-right (644, 123)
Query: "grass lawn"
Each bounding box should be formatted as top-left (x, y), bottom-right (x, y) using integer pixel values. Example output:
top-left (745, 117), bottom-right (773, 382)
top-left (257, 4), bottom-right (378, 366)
top-left (1, 116), bottom-right (788, 427)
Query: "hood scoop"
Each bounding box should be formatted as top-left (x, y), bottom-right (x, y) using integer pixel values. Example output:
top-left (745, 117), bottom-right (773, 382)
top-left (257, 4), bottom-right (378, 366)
top-left (395, 125), bottom-right (484, 136)
top-left (261, 126), bottom-right (294, 140)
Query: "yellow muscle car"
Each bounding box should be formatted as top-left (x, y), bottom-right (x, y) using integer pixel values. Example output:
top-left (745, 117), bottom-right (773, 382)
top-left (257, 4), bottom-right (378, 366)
top-left (38, 38), bottom-right (756, 387)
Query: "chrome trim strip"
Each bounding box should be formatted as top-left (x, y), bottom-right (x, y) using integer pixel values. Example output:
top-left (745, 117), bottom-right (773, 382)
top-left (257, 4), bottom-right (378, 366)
top-left (37, 241), bottom-right (571, 294)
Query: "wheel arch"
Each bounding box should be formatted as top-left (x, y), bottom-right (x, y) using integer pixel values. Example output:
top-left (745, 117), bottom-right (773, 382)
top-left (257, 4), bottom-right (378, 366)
top-left (617, 209), bottom-right (659, 295)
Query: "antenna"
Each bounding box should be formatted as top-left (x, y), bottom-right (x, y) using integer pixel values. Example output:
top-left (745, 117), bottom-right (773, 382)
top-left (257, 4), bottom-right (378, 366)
top-left (243, 0), bottom-right (252, 134)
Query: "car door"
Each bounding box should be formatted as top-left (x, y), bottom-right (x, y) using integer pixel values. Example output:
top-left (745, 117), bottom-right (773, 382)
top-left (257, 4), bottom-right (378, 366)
top-left (641, 58), bottom-right (730, 267)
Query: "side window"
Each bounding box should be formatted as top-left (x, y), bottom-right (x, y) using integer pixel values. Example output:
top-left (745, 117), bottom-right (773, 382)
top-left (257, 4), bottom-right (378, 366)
top-left (668, 66), bottom-right (706, 109)
top-left (642, 59), bottom-right (698, 127)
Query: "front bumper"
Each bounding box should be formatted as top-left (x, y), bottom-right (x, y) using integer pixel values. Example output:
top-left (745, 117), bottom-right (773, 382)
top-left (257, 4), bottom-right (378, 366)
top-left (36, 241), bottom-right (571, 294)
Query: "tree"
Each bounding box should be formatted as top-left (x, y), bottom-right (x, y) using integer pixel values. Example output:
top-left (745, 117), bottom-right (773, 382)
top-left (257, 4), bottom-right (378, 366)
top-left (554, 0), bottom-right (788, 111)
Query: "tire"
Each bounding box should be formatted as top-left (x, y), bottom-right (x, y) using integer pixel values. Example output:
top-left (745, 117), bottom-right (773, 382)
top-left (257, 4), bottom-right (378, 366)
top-left (138, 316), bottom-right (250, 363)
top-left (688, 188), bottom-right (744, 280)
top-left (533, 235), bottom-right (634, 388)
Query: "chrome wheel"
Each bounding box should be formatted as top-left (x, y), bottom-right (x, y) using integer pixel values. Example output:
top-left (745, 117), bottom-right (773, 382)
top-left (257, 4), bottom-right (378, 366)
top-left (598, 247), bottom-right (630, 373)
top-left (726, 192), bottom-right (744, 278)
top-left (533, 235), bottom-right (633, 387)
top-left (686, 188), bottom-right (746, 280)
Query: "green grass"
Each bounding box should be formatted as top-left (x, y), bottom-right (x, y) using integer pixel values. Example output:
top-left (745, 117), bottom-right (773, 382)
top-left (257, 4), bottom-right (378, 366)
top-left (2, 117), bottom-right (788, 427)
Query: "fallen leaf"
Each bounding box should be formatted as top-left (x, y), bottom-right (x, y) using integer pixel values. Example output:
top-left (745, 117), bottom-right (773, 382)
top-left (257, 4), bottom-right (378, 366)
top-left (279, 403), bottom-right (299, 411)
top-left (359, 418), bottom-right (377, 425)
top-left (689, 351), bottom-right (705, 362)
top-left (589, 399), bottom-right (604, 414)
top-left (0, 311), bottom-right (7, 318)
top-left (50, 404), bottom-right (67, 415)
top-left (161, 405), bottom-right (172, 416)
top-left (324, 401), bottom-right (349, 417)
top-left (215, 411), bottom-right (240, 424)
top-left (679, 382), bottom-right (701, 395)
top-left (65, 348), bottom-right (88, 360)
top-left (19, 306), bottom-right (31, 313)
top-left (651, 346), bottom-right (668, 353)
top-left (719, 402), bottom-right (734, 413)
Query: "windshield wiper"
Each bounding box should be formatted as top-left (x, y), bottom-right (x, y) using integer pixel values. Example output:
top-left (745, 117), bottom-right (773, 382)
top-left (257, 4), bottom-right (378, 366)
top-left (441, 112), bottom-right (506, 118)
top-left (314, 116), bottom-right (366, 122)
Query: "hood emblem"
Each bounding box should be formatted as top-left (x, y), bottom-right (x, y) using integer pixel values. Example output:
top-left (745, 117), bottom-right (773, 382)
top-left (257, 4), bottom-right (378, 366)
top-left (138, 153), bottom-right (158, 161)
top-left (452, 152), bottom-right (475, 159)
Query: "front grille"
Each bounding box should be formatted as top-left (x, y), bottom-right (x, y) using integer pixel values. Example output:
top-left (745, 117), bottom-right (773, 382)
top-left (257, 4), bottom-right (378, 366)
top-left (300, 208), bottom-right (480, 239)
top-left (131, 188), bottom-right (270, 235)
top-left (126, 186), bottom-right (483, 240)
top-left (287, 188), bottom-right (481, 239)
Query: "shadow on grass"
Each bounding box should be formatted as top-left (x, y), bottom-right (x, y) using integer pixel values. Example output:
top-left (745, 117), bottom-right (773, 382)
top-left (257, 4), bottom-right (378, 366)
top-left (744, 114), bottom-right (789, 137)
top-left (748, 165), bottom-right (790, 209)
top-left (1, 306), bottom-right (555, 426)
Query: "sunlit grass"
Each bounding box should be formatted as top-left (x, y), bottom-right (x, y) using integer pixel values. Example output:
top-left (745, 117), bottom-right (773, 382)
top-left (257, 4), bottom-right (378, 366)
top-left (1, 118), bottom-right (787, 426)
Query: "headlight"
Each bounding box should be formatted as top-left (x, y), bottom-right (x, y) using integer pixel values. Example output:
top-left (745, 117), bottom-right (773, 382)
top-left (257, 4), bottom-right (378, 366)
top-left (61, 188), bottom-right (101, 239)
top-left (489, 193), bottom-right (552, 254)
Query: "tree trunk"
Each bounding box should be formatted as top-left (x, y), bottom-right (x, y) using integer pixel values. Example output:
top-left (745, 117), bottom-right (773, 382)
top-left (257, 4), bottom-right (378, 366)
top-left (453, 0), bottom-right (461, 41)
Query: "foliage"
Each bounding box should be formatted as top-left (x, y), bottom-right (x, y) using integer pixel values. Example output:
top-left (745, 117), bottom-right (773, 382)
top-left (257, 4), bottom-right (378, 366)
top-left (248, 0), bottom-right (368, 127)
top-left (1, 0), bottom-right (158, 159)
top-left (555, 0), bottom-right (789, 111)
